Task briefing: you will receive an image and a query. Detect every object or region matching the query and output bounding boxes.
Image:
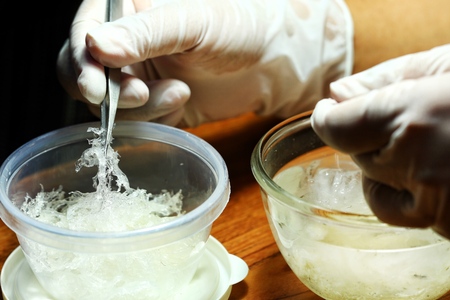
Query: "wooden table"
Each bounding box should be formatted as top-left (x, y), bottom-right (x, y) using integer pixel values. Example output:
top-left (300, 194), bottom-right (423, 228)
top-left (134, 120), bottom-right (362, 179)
top-left (1, 112), bottom-right (449, 299)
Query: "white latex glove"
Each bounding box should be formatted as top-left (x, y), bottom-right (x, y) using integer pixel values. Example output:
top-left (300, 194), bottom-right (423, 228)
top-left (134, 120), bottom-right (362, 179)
top-left (57, 0), bottom-right (353, 127)
top-left (311, 44), bottom-right (450, 239)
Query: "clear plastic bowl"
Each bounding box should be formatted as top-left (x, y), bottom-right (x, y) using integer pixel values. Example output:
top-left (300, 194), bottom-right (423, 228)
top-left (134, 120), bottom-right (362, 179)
top-left (251, 111), bottom-right (450, 299)
top-left (0, 121), bottom-right (230, 300)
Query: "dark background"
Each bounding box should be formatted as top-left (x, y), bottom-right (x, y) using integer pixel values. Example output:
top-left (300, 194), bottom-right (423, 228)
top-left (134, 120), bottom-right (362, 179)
top-left (1, 1), bottom-right (97, 164)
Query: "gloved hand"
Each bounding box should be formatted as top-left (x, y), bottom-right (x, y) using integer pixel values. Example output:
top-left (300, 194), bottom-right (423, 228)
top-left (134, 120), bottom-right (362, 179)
top-left (311, 44), bottom-right (450, 239)
top-left (57, 0), bottom-right (352, 127)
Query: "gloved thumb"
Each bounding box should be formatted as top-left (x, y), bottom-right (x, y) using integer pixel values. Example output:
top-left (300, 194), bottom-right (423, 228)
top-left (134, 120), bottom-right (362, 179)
top-left (88, 79), bottom-right (190, 126)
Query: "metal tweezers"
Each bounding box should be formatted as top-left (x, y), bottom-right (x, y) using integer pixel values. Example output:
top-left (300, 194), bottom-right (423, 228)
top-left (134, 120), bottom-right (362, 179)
top-left (101, 0), bottom-right (122, 152)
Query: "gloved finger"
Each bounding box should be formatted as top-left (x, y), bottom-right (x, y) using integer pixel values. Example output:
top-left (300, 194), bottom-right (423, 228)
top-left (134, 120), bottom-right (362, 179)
top-left (58, 41), bottom-right (149, 108)
top-left (68, 0), bottom-right (114, 104)
top-left (329, 73), bottom-right (450, 183)
top-left (311, 94), bottom-right (396, 155)
top-left (85, 0), bottom-right (263, 68)
top-left (64, 0), bottom-right (143, 104)
top-left (114, 71), bottom-right (149, 108)
top-left (88, 79), bottom-right (190, 126)
top-left (67, 0), bottom-right (199, 105)
top-left (330, 44), bottom-right (450, 101)
top-left (311, 81), bottom-right (408, 155)
top-left (312, 72), bottom-right (450, 155)
top-left (85, 1), bottom-right (204, 67)
top-left (57, 40), bottom-right (88, 103)
top-left (362, 177), bottom-right (435, 229)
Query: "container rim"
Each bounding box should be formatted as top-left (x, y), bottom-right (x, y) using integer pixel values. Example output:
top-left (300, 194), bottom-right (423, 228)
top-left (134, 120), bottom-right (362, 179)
top-left (0, 121), bottom-right (230, 250)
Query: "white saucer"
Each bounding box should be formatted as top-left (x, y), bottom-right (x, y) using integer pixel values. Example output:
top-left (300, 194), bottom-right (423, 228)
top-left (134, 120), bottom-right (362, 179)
top-left (1, 236), bottom-right (248, 300)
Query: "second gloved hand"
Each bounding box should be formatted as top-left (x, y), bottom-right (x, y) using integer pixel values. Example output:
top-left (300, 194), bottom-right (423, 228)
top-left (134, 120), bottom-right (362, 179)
top-left (57, 0), bottom-right (352, 127)
top-left (311, 44), bottom-right (450, 239)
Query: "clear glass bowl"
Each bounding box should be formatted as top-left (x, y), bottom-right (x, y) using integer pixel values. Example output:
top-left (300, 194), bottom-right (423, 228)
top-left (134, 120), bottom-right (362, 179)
top-left (0, 121), bottom-right (230, 300)
top-left (251, 111), bottom-right (450, 299)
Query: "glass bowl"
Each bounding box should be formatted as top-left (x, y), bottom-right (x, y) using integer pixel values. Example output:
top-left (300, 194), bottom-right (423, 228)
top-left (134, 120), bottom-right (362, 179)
top-left (251, 111), bottom-right (450, 299)
top-left (0, 121), bottom-right (230, 300)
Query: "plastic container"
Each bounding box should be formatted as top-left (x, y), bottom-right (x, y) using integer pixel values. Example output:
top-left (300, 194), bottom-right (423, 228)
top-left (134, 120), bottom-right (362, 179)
top-left (251, 111), bottom-right (450, 299)
top-left (1, 236), bottom-right (249, 300)
top-left (0, 121), bottom-right (230, 300)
